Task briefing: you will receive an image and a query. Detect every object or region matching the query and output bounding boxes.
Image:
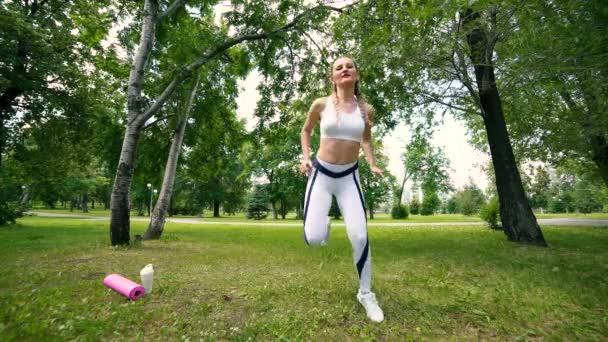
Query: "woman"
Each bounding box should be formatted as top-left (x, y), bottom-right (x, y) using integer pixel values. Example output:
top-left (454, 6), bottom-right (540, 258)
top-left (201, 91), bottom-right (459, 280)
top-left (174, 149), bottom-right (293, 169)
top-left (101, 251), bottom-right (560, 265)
top-left (300, 56), bottom-right (384, 322)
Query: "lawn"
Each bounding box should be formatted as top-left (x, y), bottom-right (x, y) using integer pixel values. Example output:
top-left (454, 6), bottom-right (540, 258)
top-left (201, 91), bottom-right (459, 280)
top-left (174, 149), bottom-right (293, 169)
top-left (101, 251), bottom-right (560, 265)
top-left (1, 217), bottom-right (607, 340)
top-left (30, 206), bottom-right (608, 224)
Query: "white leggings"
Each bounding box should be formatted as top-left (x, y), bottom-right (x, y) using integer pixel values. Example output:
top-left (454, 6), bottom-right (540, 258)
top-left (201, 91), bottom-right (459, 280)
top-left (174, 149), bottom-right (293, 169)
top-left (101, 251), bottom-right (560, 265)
top-left (303, 158), bottom-right (372, 293)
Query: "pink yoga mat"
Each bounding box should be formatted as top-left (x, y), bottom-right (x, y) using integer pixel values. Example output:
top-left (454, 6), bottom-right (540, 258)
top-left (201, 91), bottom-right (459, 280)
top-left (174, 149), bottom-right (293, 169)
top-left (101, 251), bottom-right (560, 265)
top-left (103, 274), bottom-right (146, 300)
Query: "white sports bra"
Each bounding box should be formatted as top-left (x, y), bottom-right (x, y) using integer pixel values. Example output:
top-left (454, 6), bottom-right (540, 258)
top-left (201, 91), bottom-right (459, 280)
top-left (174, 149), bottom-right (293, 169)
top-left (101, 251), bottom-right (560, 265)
top-left (320, 97), bottom-right (365, 143)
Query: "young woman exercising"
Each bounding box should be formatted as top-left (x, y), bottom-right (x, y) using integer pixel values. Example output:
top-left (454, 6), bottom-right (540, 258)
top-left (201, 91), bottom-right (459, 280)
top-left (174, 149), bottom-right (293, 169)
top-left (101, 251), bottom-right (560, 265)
top-left (300, 56), bottom-right (384, 322)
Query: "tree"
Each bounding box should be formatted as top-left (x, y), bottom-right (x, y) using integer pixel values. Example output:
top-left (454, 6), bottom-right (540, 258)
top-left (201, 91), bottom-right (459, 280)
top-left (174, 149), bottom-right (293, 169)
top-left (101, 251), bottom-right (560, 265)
top-left (458, 7), bottom-right (546, 245)
top-left (247, 185), bottom-right (268, 220)
top-left (409, 197), bottom-right (420, 215)
top-left (528, 166), bottom-right (551, 211)
top-left (332, 2), bottom-right (546, 245)
top-left (447, 197), bottom-right (458, 214)
top-left (487, 1), bottom-right (608, 186)
top-left (572, 176), bottom-right (605, 214)
top-left (453, 179), bottom-right (486, 216)
top-left (143, 75), bottom-right (199, 240)
top-left (395, 129), bottom-right (453, 217)
top-left (396, 130), bottom-right (428, 208)
top-left (0, 0), bottom-right (115, 168)
top-left (421, 191), bottom-right (441, 216)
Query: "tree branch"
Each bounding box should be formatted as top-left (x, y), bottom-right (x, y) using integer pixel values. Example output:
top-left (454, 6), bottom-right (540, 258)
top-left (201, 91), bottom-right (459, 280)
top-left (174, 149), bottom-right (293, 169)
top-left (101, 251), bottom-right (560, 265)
top-left (157, 0), bottom-right (186, 22)
top-left (143, 113), bottom-right (177, 130)
top-left (414, 94), bottom-right (470, 113)
top-left (138, 3), bottom-right (339, 126)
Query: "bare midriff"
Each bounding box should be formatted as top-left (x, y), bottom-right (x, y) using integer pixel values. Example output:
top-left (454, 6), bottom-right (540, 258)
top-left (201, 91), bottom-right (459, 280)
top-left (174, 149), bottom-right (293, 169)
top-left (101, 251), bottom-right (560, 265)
top-left (316, 138), bottom-right (361, 164)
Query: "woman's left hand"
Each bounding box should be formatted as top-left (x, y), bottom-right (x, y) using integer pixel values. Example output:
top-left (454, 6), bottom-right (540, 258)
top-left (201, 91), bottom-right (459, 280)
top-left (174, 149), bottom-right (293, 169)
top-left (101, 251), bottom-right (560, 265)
top-left (371, 165), bottom-right (384, 177)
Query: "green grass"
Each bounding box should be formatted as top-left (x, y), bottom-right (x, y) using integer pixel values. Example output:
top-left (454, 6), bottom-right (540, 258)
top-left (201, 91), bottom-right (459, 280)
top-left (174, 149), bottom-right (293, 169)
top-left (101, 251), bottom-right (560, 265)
top-left (535, 212), bottom-right (608, 219)
top-left (30, 207), bottom-right (608, 224)
top-left (1, 217), bottom-right (607, 340)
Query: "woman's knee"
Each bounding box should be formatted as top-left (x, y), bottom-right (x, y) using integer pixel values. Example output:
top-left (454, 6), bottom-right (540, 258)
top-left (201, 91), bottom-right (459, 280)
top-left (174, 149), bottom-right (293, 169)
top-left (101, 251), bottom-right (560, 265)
top-left (350, 232), bottom-right (368, 247)
top-left (304, 230), bottom-right (326, 246)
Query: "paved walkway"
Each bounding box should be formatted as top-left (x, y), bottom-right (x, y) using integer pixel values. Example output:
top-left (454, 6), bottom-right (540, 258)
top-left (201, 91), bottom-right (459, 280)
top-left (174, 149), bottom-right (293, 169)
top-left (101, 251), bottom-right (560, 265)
top-left (27, 212), bottom-right (608, 227)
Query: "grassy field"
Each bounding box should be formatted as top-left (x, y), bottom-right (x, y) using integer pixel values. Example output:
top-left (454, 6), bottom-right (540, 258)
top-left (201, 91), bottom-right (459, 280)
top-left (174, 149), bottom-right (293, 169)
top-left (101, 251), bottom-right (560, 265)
top-left (1, 217), bottom-right (606, 340)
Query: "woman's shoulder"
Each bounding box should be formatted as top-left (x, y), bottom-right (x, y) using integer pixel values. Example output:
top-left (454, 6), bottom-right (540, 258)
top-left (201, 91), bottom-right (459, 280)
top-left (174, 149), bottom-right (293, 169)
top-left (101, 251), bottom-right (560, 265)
top-left (309, 96), bottom-right (329, 113)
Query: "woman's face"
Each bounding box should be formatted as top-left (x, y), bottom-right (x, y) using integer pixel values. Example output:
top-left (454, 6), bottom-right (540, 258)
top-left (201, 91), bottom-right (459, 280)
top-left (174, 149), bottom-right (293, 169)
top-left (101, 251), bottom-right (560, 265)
top-left (332, 57), bottom-right (358, 88)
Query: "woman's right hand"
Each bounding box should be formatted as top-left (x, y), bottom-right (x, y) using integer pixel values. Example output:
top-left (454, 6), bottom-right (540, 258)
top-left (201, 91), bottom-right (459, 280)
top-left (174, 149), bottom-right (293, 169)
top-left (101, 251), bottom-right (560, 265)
top-left (300, 158), bottom-right (313, 176)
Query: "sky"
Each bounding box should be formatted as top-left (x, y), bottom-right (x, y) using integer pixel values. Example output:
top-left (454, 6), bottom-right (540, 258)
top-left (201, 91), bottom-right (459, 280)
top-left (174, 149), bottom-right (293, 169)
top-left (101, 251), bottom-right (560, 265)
top-left (235, 71), bottom-right (490, 194)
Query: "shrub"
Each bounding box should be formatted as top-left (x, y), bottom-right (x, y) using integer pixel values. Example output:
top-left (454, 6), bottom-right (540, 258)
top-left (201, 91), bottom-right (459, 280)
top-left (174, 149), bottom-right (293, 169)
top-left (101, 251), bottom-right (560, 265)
top-left (391, 204), bottom-right (409, 219)
top-left (0, 202), bottom-right (23, 225)
top-left (479, 197), bottom-right (501, 230)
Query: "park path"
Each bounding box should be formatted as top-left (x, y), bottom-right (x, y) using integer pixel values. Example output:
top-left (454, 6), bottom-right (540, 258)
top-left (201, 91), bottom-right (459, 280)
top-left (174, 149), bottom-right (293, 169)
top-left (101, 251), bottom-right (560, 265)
top-left (26, 212), bottom-right (608, 227)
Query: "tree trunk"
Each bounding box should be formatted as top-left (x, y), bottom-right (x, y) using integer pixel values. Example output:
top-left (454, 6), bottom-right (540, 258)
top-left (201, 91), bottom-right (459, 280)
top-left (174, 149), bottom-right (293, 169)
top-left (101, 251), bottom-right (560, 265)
top-left (591, 134), bottom-right (608, 186)
top-left (397, 172), bottom-right (408, 207)
top-left (369, 203), bottom-right (374, 220)
top-left (91, 199), bottom-right (95, 209)
top-left (213, 200), bottom-right (220, 218)
top-left (0, 111), bottom-right (6, 169)
top-left (463, 9), bottom-right (546, 246)
top-left (19, 188), bottom-right (30, 208)
top-left (0, 71), bottom-right (27, 169)
top-left (109, 0), bottom-right (158, 245)
top-left (280, 198), bottom-right (286, 219)
top-left (110, 125), bottom-right (142, 245)
top-left (144, 76), bottom-right (200, 240)
top-left (271, 201), bottom-right (278, 219)
top-left (82, 194), bottom-right (89, 213)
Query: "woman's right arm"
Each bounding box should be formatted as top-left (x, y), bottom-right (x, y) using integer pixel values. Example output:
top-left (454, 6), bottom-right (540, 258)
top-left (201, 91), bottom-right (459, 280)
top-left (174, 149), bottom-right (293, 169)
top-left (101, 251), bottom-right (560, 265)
top-left (300, 98), bottom-right (324, 175)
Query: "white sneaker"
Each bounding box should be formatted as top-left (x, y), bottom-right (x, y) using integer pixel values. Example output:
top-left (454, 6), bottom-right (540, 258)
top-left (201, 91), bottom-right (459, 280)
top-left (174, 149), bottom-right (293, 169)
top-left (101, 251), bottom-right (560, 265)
top-left (320, 216), bottom-right (331, 246)
top-left (357, 291), bottom-right (384, 322)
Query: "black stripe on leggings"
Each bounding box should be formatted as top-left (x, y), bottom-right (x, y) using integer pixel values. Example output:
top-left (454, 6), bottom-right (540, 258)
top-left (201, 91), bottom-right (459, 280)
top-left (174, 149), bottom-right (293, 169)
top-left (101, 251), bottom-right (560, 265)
top-left (356, 239), bottom-right (369, 279)
top-left (302, 168), bottom-right (319, 245)
top-left (353, 172), bottom-right (369, 278)
top-left (353, 173), bottom-right (367, 222)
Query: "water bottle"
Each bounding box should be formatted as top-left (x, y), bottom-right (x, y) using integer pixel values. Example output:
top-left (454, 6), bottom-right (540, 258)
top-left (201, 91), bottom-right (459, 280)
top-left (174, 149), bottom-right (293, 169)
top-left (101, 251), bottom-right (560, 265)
top-left (140, 264), bottom-right (154, 294)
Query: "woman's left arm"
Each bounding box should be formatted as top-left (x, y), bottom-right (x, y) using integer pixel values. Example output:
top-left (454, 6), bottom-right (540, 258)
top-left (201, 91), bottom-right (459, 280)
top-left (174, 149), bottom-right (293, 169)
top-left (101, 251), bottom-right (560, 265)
top-left (361, 104), bottom-right (384, 177)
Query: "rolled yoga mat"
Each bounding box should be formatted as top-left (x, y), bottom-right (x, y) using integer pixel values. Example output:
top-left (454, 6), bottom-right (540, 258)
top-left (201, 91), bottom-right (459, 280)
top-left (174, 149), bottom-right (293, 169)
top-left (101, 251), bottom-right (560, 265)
top-left (103, 274), bottom-right (146, 300)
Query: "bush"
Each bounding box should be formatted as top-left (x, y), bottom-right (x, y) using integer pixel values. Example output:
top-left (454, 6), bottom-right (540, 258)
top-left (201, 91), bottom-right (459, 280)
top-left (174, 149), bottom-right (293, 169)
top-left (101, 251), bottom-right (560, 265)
top-left (604, 204), bottom-right (608, 213)
top-left (548, 198), bottom-right (566, 213)
top-left (479, 197), bottom-right (501, 230)
top-left (0, 202), bottom-right (23, 225)
top-left (447, 197), bottom-right (458, 214)
top-left (391, 204), bottom-right (409, 219)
